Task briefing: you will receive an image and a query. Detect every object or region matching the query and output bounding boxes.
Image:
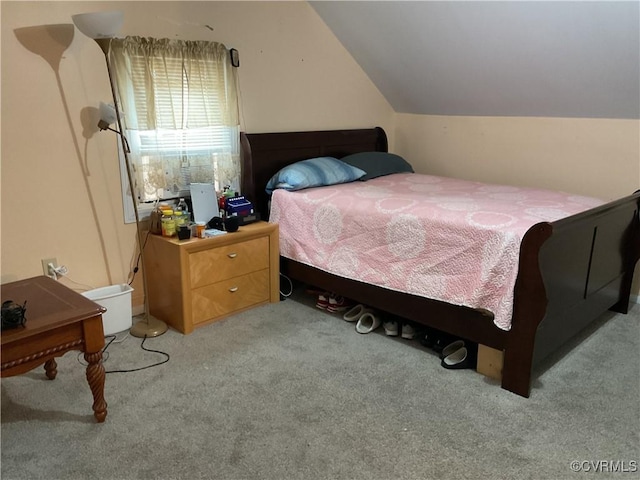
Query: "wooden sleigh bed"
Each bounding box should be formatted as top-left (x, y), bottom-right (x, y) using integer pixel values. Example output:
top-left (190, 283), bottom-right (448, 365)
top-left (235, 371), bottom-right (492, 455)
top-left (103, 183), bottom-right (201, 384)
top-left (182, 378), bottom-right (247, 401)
top-left (240, 127), bottom-right (640, 398)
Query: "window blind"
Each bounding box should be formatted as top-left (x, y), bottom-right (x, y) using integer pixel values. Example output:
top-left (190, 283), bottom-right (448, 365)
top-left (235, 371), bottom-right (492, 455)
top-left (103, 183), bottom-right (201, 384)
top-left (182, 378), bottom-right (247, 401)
top-left (109, 37), bottom-right (240, 203)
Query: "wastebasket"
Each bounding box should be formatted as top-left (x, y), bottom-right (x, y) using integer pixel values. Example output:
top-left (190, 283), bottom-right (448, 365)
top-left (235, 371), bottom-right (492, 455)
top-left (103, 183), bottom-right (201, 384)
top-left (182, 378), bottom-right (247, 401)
top-left (82, 284), bottom-right (134, 335)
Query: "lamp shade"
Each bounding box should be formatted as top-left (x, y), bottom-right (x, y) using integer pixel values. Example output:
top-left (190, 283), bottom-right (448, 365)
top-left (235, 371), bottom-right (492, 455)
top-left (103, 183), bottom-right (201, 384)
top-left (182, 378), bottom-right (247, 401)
top-left (72, 11), bottom-right (123, 39)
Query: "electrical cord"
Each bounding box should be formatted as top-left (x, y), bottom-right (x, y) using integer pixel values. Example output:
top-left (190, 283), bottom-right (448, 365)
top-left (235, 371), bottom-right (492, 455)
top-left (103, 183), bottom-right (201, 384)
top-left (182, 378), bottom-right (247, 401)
top-left (47, 266), bottom-right (98, 294)
top-left (76, 332), bottom-right (170, 373)
top-left (128, 227), bottom-right (152, 286)
top-left (55, 273), bottom-right (96, 293)
top-left (279, 272), bottom-right (293, 298)
top-left (103, 334), bottom-right (170, 374)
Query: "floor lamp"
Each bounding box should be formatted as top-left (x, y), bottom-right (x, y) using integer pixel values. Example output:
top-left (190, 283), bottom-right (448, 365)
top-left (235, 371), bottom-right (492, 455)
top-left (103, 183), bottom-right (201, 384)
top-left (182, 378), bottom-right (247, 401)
top-left (72, 11), bottom-right (167, 338)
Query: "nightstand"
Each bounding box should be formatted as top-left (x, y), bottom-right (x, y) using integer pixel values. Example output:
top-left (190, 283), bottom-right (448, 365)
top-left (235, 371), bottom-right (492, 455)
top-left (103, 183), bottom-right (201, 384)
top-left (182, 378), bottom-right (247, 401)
top-left (143, 221), bottom-right (279, 334)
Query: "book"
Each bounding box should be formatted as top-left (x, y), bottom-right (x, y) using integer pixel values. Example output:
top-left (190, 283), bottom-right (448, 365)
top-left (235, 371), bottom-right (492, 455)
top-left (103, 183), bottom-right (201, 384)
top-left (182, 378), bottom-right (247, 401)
top-left (203, 229), bottom-right (227, 238)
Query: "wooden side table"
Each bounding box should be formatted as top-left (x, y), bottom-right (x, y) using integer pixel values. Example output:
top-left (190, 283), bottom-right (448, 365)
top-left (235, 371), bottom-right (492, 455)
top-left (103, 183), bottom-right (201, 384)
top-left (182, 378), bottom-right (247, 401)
top-left (1, 276), bottom-right (108, 422)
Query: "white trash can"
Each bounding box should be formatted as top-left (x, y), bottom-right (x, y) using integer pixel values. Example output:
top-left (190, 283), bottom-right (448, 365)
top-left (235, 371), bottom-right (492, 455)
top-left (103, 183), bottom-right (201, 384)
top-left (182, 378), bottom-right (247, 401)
top-left (82, 284), bottom-right (134, 335)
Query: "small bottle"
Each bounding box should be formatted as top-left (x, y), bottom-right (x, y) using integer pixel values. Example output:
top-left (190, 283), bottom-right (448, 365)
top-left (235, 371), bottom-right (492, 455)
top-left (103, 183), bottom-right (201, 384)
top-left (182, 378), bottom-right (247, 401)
top-left (173, 210), bottom-right (185, 227)
top-left (149, 205), bottom-right (163, 235)
top-left (176, 198), bottom-right (190, 221)
top-left (196, 221), bottom-right (207, 238)
top-left (161, 209), bottom-right (176, 237)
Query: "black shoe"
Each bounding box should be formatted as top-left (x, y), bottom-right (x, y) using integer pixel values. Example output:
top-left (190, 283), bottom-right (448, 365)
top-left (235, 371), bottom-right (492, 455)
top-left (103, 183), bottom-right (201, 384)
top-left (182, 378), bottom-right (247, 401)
top-left (419, 327), bottom-right (438, 349)
top-left (440, 343), bottom-right (477, 370)
top-left (431, 333), bottom-right (457, 355)
top-left (439, 339), bottom-right (465, 360)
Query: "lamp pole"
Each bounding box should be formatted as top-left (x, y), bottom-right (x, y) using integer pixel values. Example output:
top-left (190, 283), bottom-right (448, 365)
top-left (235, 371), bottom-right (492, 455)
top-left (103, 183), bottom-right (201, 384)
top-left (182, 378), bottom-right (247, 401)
top-left (95, 38), bottom-right (167, 338)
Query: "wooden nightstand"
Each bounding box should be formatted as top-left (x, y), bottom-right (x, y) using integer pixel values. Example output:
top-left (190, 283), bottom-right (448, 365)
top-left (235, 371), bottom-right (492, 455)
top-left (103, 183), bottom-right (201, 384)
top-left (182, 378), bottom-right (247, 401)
top-left (143, 221), bottom-right (279, 334)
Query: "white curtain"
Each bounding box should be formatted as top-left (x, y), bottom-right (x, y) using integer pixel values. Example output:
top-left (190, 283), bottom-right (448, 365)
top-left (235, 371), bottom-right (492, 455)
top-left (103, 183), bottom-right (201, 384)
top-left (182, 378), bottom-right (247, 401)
top-left (108, 36), bottom-right (240, 203)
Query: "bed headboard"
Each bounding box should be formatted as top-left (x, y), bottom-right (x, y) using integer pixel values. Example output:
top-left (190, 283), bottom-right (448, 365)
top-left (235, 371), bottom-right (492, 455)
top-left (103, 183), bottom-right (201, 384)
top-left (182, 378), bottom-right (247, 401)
top-left (240, 127), bottom-right (388, 219)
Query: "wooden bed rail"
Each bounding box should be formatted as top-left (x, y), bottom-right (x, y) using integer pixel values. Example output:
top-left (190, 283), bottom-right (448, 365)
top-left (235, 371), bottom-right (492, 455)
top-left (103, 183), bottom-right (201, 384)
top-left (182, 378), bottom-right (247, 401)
top-left (284, 258), bottom-right (508, 350)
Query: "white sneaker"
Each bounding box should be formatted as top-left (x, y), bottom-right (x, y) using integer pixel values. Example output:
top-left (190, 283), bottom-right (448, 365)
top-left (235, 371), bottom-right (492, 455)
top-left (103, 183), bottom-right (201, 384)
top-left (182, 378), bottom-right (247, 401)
top-left (383, 320), bottom-right (398, 336)
top-left (401, 323), bottom-right (415, 339)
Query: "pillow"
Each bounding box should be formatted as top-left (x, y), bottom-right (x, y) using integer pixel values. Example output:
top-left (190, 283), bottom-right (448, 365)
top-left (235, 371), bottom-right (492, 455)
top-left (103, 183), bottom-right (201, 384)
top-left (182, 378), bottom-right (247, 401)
top-left (265, 157), bottom-right (366, 194)
top-left (340, 152), bottom-right (414, 181)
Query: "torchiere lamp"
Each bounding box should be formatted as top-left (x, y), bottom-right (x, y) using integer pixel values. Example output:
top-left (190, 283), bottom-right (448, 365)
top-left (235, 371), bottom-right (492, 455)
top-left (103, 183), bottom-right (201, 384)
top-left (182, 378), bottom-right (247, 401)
top-left (72, 11), bottom-right (168, 338)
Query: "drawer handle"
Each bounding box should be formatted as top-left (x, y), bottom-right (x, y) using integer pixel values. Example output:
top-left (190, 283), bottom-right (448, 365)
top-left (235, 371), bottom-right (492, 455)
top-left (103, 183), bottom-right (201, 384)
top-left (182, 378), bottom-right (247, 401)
top-left (227, 253), bottom-right (237, 259)
top-left (229, 287), bottom-right (239, 293)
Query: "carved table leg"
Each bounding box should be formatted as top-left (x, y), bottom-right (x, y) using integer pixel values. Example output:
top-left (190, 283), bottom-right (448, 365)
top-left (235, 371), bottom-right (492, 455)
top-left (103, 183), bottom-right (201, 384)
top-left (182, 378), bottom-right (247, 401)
top-left (84, 351), bottom-right (107, 422)
top-left (44, 359), bottom-right (57, 380)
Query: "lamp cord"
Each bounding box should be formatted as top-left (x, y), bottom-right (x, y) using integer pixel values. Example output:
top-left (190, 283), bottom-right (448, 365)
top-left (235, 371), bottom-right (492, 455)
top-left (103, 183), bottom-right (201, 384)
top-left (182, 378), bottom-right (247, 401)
top-left (76, 333), bottom-right (170, 372)
top-left (129, 228), bottom-right (152, 286)
top-left (103, 334), bottom-right (170, 373)
top-left (105, 126), bottom-right (131, 153)
top-left (280, 273), bottom-right (293, 299)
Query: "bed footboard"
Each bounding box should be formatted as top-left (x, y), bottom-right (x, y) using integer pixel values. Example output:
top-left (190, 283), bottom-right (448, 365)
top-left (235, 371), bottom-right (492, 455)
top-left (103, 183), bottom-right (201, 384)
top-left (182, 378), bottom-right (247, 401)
top-left (503, 191), bottom-right (640, 397)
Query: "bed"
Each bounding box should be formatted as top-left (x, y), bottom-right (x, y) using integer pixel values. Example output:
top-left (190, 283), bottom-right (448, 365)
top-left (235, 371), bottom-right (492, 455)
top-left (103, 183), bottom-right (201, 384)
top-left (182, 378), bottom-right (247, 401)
top-left (240, 127), bottom-right (640, 398)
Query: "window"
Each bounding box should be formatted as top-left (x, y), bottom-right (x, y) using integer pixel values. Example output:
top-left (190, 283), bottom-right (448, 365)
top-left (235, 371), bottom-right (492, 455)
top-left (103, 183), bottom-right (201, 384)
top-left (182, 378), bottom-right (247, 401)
top-left (108, 37), bottom-right (240, 222)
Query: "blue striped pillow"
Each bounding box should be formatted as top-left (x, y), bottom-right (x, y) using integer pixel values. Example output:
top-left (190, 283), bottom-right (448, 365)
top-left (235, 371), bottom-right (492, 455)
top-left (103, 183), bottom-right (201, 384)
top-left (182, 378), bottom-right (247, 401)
top-left (265, 157), bottom-right (366, 194)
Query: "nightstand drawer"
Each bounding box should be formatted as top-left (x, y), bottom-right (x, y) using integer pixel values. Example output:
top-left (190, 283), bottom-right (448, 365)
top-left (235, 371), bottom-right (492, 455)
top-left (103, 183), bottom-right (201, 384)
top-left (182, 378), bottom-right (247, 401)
top-left (191, 269), bottom-right (270, 324)
top-left (189, 236), bottom-right (269, 288)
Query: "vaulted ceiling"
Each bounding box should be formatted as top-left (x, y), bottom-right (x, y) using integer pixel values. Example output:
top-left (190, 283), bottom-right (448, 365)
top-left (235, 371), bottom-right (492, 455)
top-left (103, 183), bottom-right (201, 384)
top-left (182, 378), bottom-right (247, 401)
top-left (310, 1), bottom-right (640, 119)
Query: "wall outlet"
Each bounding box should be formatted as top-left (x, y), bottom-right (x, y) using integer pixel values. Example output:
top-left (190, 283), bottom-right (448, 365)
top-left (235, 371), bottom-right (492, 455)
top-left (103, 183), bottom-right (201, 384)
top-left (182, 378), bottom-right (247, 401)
top-left (41, 258), bottom-right (58, 277)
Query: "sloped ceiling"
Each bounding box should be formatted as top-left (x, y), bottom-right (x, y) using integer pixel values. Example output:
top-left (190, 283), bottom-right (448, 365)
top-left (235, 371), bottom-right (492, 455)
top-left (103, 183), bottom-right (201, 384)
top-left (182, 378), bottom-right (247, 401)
top-left (310, 1), bottom-right (640, 119)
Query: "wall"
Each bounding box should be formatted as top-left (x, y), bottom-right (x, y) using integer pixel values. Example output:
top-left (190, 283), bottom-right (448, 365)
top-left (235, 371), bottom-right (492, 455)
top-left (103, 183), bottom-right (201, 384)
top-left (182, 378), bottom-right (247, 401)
top-left (394, 114), bottom-right (640, 297)
top-left (1, 1), bottom-right (395, 305)
top-left (3, 1), bottom-right (638, 306)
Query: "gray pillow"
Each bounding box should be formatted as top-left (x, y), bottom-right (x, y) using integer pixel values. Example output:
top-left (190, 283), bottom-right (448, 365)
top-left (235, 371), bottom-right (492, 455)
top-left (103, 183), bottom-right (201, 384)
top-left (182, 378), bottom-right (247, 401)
top-left (340, 152), bottom-right (414, 181)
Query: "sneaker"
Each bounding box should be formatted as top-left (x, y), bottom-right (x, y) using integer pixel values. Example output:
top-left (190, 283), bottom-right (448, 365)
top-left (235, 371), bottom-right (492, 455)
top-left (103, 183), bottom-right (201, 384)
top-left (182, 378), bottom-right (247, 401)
top-left (419, 327), bottom-right (438, 349)
top-left (316, 292), bottom-right (330, 310)
top-left (401, 323), bottom-right (416, 340)
top-left (383, 320), bottom-right (399, 336)
top-left (326, 295), bottom-right (354, 313)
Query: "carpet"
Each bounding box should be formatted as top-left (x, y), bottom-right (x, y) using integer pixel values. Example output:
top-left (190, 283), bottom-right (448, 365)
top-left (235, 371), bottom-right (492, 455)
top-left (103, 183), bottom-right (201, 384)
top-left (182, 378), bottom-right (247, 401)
top-left (1, 288), bottom-right (638, 479)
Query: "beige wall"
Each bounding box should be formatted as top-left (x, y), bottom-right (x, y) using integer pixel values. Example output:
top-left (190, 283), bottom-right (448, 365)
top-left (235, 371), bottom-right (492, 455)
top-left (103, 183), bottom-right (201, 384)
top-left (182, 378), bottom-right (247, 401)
top-left (394, 114), bottom-right (640, 297)
top-left (394, 114), bottom-right (639, 201)
top-left (0, 1), bottom-right (395, 304)
top-left (2, 1), bottom-right (638, 305)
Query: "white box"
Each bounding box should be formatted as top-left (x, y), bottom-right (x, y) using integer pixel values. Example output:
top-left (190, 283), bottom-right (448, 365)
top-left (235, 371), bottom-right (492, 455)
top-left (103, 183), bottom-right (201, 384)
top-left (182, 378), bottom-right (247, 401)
top-left (82, 284), bottom-right (134, 335)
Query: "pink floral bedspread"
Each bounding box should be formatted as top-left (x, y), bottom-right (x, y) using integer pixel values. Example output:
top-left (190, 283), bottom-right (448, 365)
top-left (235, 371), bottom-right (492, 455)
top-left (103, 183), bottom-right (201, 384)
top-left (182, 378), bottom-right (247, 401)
top-left (269, 173), bottom-right (604, 330)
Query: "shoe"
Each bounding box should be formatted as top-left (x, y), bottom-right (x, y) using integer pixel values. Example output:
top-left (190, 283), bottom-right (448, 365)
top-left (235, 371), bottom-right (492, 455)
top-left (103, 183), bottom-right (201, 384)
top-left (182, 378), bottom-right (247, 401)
top-left (440, 339), bottom-right (465, 359)
top-left (401, 323), bottom-right (415, 340)
top-left (355, 312), bottom-right (381, 334)
top-left (431, 333), bottom-right (458, 355)
top-left (419, 327), bottom-right (438, 349)
top-left (316, 292), bottom-right (330, 310)
top-left (383, 320), bottom-right (399, 336)
top-left (441, 344), bottom-right (477, 370)
top-left (327, 295), bottom-right (355, 314)
top-left (343, 304), bottom-right (371, 322)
